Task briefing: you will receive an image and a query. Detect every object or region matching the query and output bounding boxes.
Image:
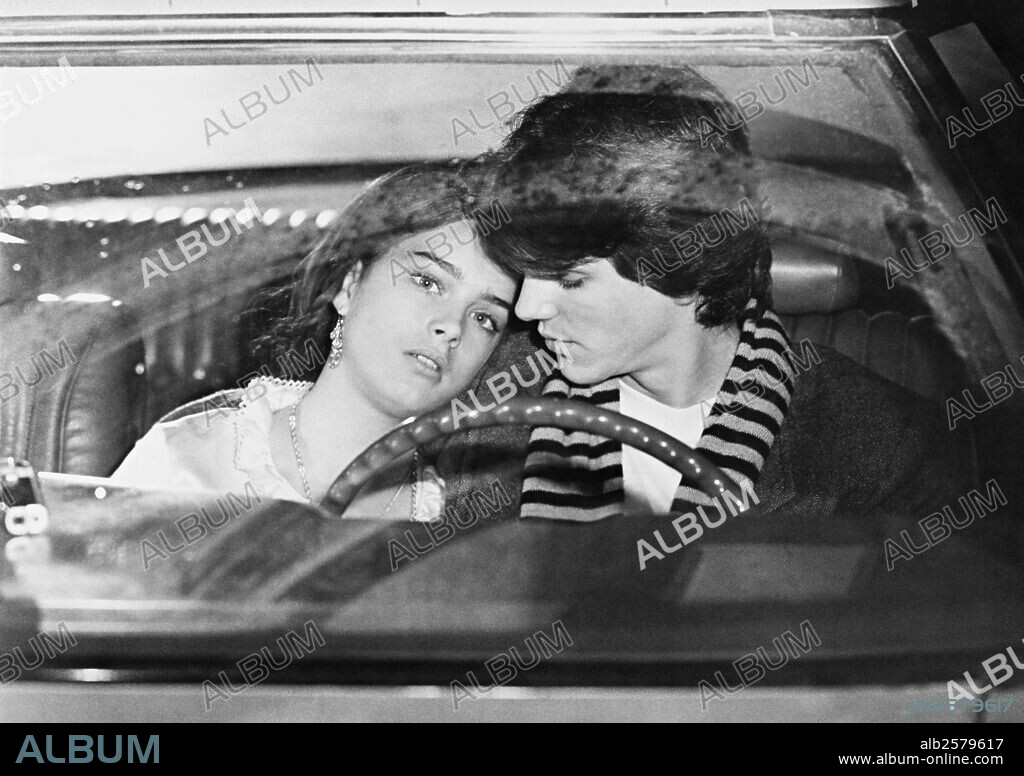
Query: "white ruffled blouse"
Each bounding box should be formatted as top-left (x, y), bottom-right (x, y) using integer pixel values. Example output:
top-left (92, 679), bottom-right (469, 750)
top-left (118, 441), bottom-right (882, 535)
top-left (111, 377), bottom-right (445, 520)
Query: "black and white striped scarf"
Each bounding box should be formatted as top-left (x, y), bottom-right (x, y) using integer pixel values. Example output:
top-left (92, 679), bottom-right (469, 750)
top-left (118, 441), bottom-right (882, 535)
top-left (520, 303), bottom-right (796, 520)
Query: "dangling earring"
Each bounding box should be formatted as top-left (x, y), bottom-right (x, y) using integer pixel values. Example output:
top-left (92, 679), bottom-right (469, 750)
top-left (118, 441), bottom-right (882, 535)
top-left (328, 315), bottom-right (344, 368)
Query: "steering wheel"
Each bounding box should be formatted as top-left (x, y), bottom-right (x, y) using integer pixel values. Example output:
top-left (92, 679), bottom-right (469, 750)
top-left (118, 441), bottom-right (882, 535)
top-left (173, 396), bottom-right (746, 600)
top-left (320, 396), bottom-right (742, 517)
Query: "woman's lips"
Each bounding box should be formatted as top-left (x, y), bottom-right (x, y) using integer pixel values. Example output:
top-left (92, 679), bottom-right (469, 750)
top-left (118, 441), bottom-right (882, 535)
top-left (407, 349), bottom-right (446, 381)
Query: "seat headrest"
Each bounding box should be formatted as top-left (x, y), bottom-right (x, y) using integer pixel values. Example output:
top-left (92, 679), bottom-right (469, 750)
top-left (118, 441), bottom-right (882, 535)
top-left (770, 239), bottom-right (860, 314)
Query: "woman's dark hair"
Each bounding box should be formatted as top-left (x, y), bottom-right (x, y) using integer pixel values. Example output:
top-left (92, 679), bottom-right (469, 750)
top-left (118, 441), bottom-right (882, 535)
top-left (483, 64), bottom-right (772, 328)
top-left (251, 160), bottom-right (516, 380)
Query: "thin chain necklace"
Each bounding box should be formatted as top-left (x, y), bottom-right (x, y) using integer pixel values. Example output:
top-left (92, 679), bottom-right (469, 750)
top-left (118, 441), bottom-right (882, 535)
top-left (288, 397), bottom-right (419, 519)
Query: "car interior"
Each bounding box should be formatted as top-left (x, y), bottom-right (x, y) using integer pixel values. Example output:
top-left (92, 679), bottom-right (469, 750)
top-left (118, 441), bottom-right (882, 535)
top-left (2, 4), bottom-right (1023, 723)
top-left (0, 112), bottom-right (993, 484)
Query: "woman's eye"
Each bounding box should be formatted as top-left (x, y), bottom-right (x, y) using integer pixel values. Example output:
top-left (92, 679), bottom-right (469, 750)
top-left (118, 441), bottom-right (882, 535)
top-left (473, 311), bottom-right (501, 333)
top-left (411, 273), bottom-right (442, 293)
top-left (558, 276), bottom-right (585, 290)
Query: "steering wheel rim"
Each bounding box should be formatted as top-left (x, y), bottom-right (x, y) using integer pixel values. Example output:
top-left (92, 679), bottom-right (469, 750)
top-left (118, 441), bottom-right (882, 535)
top-left (320, 396), bottom-right (743, 517)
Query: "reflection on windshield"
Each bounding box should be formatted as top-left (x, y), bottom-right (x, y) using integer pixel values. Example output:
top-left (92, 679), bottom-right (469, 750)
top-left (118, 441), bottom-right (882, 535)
top-left (1, 52), bottom-right (1022, 701)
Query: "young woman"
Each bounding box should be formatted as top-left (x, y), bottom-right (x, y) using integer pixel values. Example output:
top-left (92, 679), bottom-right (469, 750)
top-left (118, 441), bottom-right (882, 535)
top-left (112, 162), bottom-right (520, 520)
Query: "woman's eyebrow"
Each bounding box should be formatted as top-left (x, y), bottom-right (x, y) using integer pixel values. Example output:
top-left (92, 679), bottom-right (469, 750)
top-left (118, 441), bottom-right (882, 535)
top-left (410, 250), bottom-right (462, 279)
top-left (410, 249), bottom-right (510, 310)
top-left (480, 292), bottom-right (512, 312)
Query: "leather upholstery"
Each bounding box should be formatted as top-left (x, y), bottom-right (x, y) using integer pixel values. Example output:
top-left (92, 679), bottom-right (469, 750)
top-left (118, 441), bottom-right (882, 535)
top-left (143, 289), bottom-right (267, 426)
top-left (2, 210), bottom-right (324, 432)
top-left (0, 301), bottom-right (146, 476)
top-left (779, 310), bottom-right (968, 405)
top-left (770, 238), bottom-right (859, 314)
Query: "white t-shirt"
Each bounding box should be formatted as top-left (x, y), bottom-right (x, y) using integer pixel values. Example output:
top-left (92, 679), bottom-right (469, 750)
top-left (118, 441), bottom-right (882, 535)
top-left (618, 379), bottom-right (714, 515)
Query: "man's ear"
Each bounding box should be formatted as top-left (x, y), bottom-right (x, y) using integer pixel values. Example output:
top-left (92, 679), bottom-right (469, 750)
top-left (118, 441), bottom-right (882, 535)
top-left (331, 261), bottom-right (365, 316)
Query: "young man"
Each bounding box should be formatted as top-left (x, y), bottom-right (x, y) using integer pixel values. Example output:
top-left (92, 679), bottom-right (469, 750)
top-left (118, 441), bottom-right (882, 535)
top-left (437, 64), bottom-right (965, 525)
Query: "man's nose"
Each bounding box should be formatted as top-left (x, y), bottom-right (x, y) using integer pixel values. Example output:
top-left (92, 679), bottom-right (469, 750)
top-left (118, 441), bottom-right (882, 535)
top-left (515, 278), bottom-right (558, 322)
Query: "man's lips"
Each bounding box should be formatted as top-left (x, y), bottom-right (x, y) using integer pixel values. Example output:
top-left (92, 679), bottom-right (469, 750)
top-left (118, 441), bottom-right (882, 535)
top-left (541, 335), bottom-right (576, 353)
top-left (539, 328), bottom-right (574, 347)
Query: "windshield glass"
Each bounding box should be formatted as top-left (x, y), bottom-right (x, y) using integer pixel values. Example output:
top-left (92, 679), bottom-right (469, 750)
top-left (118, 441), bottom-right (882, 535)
top-left (2, 13), bottom-right (1023, 708)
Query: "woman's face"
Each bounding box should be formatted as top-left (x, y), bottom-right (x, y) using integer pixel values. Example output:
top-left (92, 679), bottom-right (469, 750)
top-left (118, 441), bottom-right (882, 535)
top-left (332, 219), bottom-right (518, 418)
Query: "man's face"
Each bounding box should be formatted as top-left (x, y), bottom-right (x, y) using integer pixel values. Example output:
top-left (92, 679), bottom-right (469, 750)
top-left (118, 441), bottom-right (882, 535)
top-left (514, 258), bottom-right (695, 385)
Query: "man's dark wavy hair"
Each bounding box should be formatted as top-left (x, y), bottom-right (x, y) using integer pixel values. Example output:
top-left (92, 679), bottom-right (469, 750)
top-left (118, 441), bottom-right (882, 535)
top-left (251, 160), bottom-right (519, 381)
top-left (483, 64), bottom-right (772, 327)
